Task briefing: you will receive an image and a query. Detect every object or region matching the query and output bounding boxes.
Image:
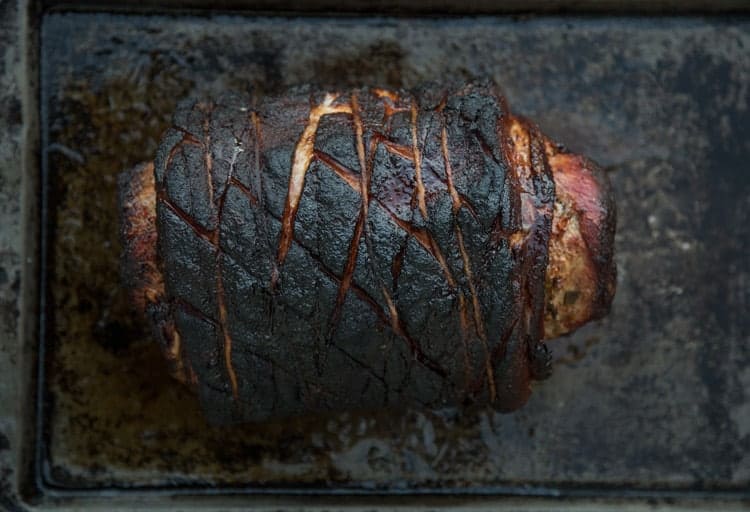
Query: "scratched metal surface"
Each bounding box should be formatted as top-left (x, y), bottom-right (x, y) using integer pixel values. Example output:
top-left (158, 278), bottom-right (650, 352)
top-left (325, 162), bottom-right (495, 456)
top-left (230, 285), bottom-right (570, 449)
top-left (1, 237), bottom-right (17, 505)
top-left (39, 12), bottom-right (750, 494)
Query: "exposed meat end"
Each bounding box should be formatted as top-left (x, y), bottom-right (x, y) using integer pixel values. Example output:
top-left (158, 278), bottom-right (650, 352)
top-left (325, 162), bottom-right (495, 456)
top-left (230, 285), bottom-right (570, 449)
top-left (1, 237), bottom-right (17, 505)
top-left (543, 143), bottom-right (617, 338)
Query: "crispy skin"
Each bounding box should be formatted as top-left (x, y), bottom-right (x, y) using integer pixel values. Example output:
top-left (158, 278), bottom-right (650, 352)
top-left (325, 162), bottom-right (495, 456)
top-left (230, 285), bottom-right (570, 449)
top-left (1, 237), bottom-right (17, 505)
top-left (119, 82), bottom-right (615, 424)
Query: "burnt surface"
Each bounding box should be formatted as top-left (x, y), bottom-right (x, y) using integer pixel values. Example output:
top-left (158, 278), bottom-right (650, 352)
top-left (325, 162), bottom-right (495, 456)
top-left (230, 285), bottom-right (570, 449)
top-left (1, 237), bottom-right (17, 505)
top-left (40, 13), bottom-right (750, 494)
top-left (152, 84), bottom-right (551, 424)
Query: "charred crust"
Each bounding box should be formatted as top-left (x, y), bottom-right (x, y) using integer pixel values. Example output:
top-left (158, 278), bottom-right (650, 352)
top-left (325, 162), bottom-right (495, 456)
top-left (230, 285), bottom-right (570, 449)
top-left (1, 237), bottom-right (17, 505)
top-left (122, 81), bottom-right (615, 423)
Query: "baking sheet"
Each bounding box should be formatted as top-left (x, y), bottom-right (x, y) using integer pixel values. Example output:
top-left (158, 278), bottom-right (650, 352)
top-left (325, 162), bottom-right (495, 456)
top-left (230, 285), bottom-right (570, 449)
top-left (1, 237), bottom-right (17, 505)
top-left (39, 11), bottom-right (750, 497)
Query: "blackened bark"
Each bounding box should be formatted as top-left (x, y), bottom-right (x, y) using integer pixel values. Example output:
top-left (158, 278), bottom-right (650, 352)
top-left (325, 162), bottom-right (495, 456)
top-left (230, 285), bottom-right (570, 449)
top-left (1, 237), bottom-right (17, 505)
top-left (152, 82), bottom-right (554, 424)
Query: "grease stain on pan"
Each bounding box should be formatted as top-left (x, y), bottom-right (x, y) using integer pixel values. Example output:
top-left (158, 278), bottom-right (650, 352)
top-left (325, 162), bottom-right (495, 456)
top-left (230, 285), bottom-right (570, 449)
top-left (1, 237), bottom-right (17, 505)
top-left (43, 11), bottom-right (750, 493)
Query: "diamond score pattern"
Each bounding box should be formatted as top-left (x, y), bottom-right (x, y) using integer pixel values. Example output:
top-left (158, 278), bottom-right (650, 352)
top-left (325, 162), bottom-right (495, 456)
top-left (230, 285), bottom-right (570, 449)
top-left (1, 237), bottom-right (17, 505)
top-left (156, 86), bottom-right (541, 413)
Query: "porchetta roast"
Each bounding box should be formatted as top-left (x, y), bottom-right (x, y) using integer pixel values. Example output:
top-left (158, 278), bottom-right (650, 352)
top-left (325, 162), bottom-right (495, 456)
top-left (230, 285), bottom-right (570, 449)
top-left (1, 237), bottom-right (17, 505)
top-left (120, 81), bottom-right (616, 425)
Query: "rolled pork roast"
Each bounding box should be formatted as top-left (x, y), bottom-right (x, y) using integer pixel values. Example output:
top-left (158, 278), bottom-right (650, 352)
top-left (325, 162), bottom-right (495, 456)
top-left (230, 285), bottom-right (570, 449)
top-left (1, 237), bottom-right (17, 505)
top-left (120, 81), bottom-right (616, 424)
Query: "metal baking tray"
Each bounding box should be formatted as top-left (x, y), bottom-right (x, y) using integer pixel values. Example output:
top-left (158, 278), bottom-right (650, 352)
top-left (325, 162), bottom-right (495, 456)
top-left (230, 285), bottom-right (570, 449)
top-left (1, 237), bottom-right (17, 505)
top-left (18, 0), bottom-right (750, 508)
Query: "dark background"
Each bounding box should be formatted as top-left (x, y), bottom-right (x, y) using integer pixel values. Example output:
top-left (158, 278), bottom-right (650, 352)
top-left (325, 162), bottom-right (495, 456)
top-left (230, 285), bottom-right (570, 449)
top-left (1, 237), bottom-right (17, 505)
top-left (35, 8), bottom-right (750, 497)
